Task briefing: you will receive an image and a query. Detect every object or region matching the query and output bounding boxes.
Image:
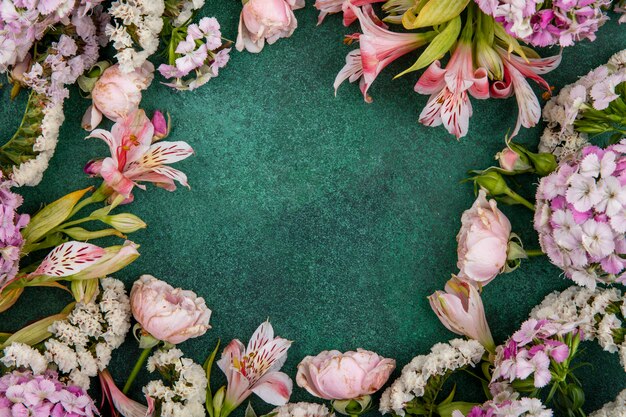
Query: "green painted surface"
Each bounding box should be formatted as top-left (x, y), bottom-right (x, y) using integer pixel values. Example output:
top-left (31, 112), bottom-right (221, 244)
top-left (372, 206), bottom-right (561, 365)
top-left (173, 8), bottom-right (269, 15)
top-left (2, 3), bottom-right (626, 415)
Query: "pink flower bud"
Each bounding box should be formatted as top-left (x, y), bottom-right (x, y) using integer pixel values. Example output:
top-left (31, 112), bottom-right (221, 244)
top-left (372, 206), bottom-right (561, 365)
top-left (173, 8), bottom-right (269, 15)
top-left (296, 349), bottom-right (395, 400)
top-left (236, 0), bottom-right (304, 53)
top-left (130, 275), bottom-right (211, 345)
top-left (151, 111), bottom-right (170, 140)
top-left (496, 148), bottom-right (531, 172)
top-left (429, 276), bottom-right (495, 352)
top-left (457, 190), bottom-right (512, 285)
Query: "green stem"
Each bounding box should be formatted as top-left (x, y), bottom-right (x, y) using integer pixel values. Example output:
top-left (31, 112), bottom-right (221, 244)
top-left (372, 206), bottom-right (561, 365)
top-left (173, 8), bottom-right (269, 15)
top-left (504, 189), bottom-right (535, 211)
top-left (524, 249), bottom-right (545, 257)
top-left (122, 347), bottom-right (153, 394)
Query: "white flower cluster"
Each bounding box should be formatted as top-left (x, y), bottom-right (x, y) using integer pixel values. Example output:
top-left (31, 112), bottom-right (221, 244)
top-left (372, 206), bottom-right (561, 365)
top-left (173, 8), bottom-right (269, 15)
top-left (540, 49), bottom-right (626, 161)
top-left (379, 339), bottom-right (485, 416)
top-left (174, 0), bottom-right (205, 27)
top-left (10, 99), bottom-right (63, 187)
top-left (1, 342), bottom-right (48, 374)
top-left (0, 278), bottom-right (130, 389)
top-left (106, 0), bottom-right (165, 73)
top-left (273, 402), bottom-right (335, 417)
top-left (530, 285), bottom-right (626, 370)
top-left (143, 348), bottom-right (207, 417)
top-left (589, 388), bottom-right (626, 417)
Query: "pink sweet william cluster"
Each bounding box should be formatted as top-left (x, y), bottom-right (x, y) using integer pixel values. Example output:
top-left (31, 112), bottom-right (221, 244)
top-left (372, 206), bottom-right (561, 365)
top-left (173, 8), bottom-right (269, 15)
top-left (0, 370), bottom-right (96, 417)
top-left (534, 140), bottom-right (626, 289)
top-left (158, 17), bottom-right (231, 91)
top-left (475, 0), bottom-right (610, 47)
top-left (491, 319), bottom-right (571, 389)
top-left (0, 175), bottom-right (29, 288)
top-left (453, 396), bottom-right (552, 417)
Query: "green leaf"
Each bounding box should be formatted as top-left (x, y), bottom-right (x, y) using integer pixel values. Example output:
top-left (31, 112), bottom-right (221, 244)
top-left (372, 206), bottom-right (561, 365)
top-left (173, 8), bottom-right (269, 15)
top-left (204, 339), bottom-right (221, 417)
top-left (402, 0), bottom-right (470, 29)
top-left (0, 311), bottom-right (70, 349)
top-left (62, 227), bottom-right (125, 240)
top-left (396, 16), bottom-right (461, 77)
top-left (439, 384), bottom-right (456, 405)
top-left (22, 187), bottom-right (92, 246)
top-left (437, 402), bottom-right (478, 417)
top-left (245, 403), bottom-right (258, 417)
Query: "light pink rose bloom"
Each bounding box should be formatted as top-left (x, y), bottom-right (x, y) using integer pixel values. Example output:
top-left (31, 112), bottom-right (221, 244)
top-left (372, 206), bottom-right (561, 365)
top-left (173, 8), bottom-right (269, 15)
top-left (82, 62), bottom-right (154, 131)
top-left (130, 274), bottom-right (211, 345)
top-left (429, 276), bottom-right (495, 352)
top-left (296, 349), bottom-right (395, 400)
top-left (456, 190), bottom-right (511, 285)
top-left (236, 0), bottom-right (304, 53)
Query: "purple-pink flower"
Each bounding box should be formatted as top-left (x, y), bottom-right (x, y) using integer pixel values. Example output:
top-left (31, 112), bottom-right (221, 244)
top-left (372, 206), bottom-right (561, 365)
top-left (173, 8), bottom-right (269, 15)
top-left (475, 0), bottom-right (610, 47)
top-left (158, 17), bottom-right (230, 91)
top-left (534, 140), bottom-right (626, 289)
top-left (0, 175), bottom-right (29, 288)
top-left (492, 318), bottom-right (572, 389)
top-left (0, 370), bottom-right (97, 417)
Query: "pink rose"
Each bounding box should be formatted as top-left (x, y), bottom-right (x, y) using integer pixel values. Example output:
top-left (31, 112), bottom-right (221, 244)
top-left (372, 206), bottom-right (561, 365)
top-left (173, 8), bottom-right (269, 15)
top-left (457, 190), bottom-right (512, 285)
top-left (296, 349), bottom-right (395, 400)
top-left (236, 0), bottom-right (304, 53)
top-left (82, 62), bottom-right (154, 131)
top-left (130, 275), bottom-right (211, 345)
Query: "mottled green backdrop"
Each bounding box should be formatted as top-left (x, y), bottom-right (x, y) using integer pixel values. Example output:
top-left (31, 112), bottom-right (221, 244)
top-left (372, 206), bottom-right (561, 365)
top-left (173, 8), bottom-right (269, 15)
top-left (2, 2), bottom-right (626, 415)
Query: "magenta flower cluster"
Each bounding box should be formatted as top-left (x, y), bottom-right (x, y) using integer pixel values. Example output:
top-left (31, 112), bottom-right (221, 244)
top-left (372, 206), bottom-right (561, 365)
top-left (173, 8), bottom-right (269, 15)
top-left (491, 319), bottom-right (571, 389)
top-left (475, 0), bottom-right (610, 47)
top-left (535, 140), bottom-right (626, 289)
top-left (0, 370), bottom-right (96, 417)
top-left (0, 176), bottom-right (29, 288)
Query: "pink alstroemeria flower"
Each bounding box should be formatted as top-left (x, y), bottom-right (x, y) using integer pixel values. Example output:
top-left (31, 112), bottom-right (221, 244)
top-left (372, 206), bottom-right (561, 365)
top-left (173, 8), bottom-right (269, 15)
top-left (314, 0), bottom-right (385, 26)
top-left (85, 110), bottom-right (194, 204)
top-left (217, 321), bottom-right (293, 414)
top-left (334, 4), bottom-right (433, 103)
top-left (428, 276), bottom-right (496, 352)
top-left (414, 41), bottom-right (490, 139)
top-left (99, 369), bottom-right (154, 417)
top-left (491, 48), bottom-right (562, 138)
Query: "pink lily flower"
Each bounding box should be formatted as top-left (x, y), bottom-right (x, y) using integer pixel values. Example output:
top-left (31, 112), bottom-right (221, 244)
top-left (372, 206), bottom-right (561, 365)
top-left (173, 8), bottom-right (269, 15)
top-left (217, 321), bottom-right (293, 414)
top-left (491, 48), bottom-right (562, 138)
top-left (334, 4), bottom-right (433, 103)
top-left (99, 369), bottom-right (154, 417)
top-left (414, 41), bottom-right (490, 139)
top-left (85, 110), bottom-right (194, 204)
top-left (314, 0), bottom-right (385, 26)
top-left (428, 276), bottom-right (495, 352)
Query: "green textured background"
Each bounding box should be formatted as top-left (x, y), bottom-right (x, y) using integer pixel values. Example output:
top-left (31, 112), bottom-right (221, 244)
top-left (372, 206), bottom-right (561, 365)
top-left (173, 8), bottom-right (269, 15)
top-left (2, 2), bottom-right (626, 415)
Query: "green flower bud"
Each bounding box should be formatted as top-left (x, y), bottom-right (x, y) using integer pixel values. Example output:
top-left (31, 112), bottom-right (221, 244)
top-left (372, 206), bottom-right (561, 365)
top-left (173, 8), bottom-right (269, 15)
top-left (526, 152), bottom-right (557, 176)
top-left (472, 171), bottom-right (510, 196)
top-left (100, 213), bottom-right (147, 233)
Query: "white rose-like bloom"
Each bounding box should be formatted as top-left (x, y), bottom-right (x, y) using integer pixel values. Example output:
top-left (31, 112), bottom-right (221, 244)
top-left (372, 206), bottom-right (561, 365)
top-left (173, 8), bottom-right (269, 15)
top-left (130, 275), bottom-right (212, 345)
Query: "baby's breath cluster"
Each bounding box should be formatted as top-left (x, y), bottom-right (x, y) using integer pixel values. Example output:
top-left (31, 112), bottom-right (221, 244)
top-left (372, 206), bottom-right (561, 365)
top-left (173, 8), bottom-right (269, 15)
top-left (0, 278), bottom-right (130, 388)
top-left (379, 339), bottom-right (485, 416)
